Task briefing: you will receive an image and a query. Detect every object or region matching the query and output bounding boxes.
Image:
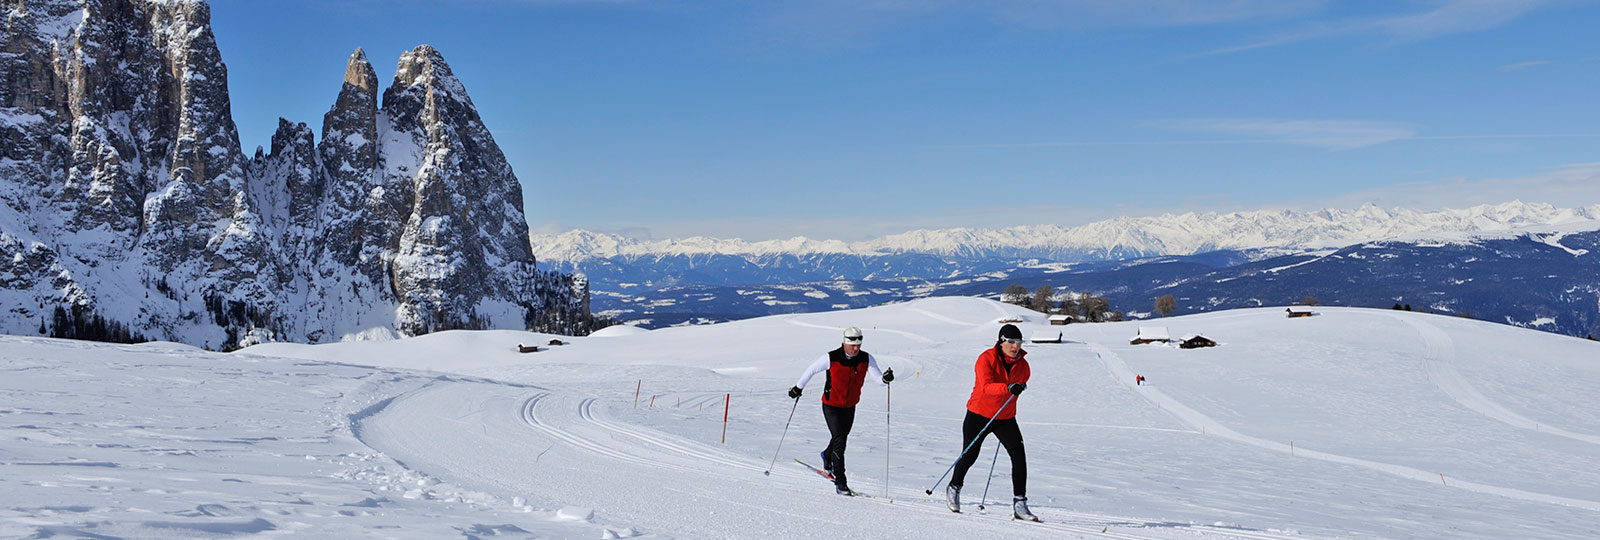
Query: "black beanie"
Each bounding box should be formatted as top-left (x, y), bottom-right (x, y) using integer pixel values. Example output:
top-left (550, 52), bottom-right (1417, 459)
top-left (998, 324), bottom-right (1022, 341)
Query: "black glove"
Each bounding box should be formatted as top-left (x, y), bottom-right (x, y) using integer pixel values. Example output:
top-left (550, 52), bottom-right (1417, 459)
top-left (788, 386), bottom-right (803, 399)
top-left (1008, 383), bottom-right (1027, 395)
top-left (882, 368), bottom-right (894, 383)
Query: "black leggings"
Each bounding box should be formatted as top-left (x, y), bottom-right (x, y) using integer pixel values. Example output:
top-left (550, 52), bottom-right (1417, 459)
top-left (821, 404), bottom-right (855, 487)
top-left (949, 410), bottom-right (1027, 497)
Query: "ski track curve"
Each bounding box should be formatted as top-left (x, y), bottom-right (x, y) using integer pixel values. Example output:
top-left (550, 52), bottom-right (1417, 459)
top-left (358, 376), bottom-right (1336, 539)
top-left (1086, 341), bottom-right (1600, 512)
top-left (908, 307), bottom-right (983, 327)
top-left (783, 318), bottom-right (936, 344)
top-left (1389, 313), bottom-right (1600, 446)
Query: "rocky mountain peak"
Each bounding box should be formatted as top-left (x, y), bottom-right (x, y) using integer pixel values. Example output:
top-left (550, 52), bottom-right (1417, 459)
top-left (0, 0), bottom-right (600, 349)
top-left (323, 48), bottom-right (377, 146)
top-left (392, 45), bottom-right (451, 90)
top-left (343, 47), bottom-right (376, 90)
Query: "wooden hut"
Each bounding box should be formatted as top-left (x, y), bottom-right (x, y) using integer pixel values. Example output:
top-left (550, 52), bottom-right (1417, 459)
top-left (1286, 306), bottom-right (1314, 318)
top-left (1179, 334), bottom-right (1217, 349)
top-left (1130, 326), bottom-right (1170, 345)
top-left (1030, 331), bottom-right (1062, 344)
top-left (517, 343), bottom-right (540, 353)
top-left (1048, 314), bottom-right (1072, 326)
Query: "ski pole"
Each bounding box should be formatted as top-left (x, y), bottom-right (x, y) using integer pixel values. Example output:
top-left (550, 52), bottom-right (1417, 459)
top-left (925, 393), bottom-right (1016, 495)
top-left (884, 385), bottom-right (891, 499)
top-left (763, 396), bottom-right (801, 476)
top-left (977, 440), bottom-right (1000, 511)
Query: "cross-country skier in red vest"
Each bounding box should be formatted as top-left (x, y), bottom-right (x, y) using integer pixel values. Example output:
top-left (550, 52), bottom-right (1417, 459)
top-left (788, 326), bottom-right (893, 495)
top-left (945, 323), bottom-right (1037, 521)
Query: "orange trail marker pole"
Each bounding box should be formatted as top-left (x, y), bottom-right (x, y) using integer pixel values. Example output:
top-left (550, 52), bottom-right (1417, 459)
top-left (721, 393), bottom-right (731, 444)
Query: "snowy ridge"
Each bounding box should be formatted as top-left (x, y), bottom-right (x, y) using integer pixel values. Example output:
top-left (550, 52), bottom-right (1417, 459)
top-left (532, 201), bottom-right (1600, 262)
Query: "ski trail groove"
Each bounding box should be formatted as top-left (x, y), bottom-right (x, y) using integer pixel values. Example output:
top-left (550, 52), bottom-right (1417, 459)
top-left (520, 392), bottom-right (655, 467)
top-left (577, 397), bottom-right (765, 473)
top-left (1390, 314), bottom-right (1600, 446)
top-left (1088, 342), bottom-right (1600, 512)
top-left (522, 392), bottom-right (764, 478)
top-left (783, 318), bottom-right (936, 344)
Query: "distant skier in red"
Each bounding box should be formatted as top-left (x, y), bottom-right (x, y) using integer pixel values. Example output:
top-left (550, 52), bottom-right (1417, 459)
top-left (945, 323), bottom-right (1038, 521)
top-left (1136, 374), bottom-right (1144, 385)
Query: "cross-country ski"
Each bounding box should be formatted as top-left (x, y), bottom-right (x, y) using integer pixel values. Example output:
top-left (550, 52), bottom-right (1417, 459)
top-left (794, 459), bottom-right (874, 497)
top-left (794, 457), bottom-right (833, 481)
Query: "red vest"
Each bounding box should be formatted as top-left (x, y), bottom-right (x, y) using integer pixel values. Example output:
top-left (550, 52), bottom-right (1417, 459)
top-left (821, 347), bottom-right (870, 408)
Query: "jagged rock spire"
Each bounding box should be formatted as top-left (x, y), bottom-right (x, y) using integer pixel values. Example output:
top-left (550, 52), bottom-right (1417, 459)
top-left (0, 2), bottom-right (596, 349)
top-left (379, 44), bottom-right (541, 336)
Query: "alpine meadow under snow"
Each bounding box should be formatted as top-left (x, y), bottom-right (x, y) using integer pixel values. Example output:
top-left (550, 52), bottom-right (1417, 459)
top-left (3, 298), bottom-right (1598, 539)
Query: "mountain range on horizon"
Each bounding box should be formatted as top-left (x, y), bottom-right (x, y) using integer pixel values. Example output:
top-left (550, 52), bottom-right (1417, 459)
top-left (579, 227), bottom-right (1600, 339)
top-left (533, 202), bottom-right (1600, 339)
top-left (532, 200), bottom-right (1600, 263)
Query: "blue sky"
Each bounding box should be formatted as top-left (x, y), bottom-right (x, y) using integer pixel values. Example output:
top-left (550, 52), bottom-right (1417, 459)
top-left (209, 0), bottom-right (1600, 241)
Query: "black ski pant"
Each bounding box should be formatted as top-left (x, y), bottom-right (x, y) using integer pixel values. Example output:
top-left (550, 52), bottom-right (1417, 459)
top-left (821, 403), bottom-right (856, 487)
top-left (949, 410), bottom-right (1027, 497)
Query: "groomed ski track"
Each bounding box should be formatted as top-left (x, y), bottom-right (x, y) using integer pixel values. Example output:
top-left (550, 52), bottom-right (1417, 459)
top-left (1389, 314), bottom-right (1600, 446)
top-left (356, 379), bottom-right (1326, 540)
top-left (1089, 318), bottom-right (1600, 513)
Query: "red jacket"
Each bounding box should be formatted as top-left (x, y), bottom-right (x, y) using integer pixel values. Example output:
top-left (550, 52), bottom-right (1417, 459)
top-left (966, 346), bottom-right (1030, 420)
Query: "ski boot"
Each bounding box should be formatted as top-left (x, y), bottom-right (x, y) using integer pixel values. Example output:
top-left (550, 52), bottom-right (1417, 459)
top-left (835, 484), bottom-right (854, 496)
top-left (1013, 496), bottom-right (1039, 522)
top-left (945, 484), bottom-right (961, 513)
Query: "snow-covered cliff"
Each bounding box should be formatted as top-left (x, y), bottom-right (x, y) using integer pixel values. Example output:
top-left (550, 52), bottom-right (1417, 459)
top-left (0, 0), bottom-right (590, 349)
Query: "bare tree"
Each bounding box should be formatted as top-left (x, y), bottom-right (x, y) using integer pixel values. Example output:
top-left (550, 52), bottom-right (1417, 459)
top-left (1301, 296), bottom-right (1319, 306)
top-left (1083, 295), bottom-right (1110, 322)
top-left (1031, 285), bottom-right (1055, 312)
top-left (1154, 294), bottom-right (1176, 317)
top-left (1002, 284), bottom-right (1029, 306)
top-left (1058, 292), bottom-right (1082, 318)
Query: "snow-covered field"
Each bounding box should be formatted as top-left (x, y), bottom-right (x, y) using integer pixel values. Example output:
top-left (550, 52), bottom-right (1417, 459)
top-left (3, 298), bottom-right (1598, 539)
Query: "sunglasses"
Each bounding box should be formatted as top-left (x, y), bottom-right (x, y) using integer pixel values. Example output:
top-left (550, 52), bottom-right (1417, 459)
top-left (1000, 337), bottom-right (1025, 345)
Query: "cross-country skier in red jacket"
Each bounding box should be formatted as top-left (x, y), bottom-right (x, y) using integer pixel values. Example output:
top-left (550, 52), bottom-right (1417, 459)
top-left (945, 323), bottom-right (1037, 521)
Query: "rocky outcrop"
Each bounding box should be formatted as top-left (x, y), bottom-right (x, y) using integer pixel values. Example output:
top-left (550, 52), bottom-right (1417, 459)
top-left (0, 0), bottom-right (595, 349)
top-left (379, 45), bottom-right (543, 336)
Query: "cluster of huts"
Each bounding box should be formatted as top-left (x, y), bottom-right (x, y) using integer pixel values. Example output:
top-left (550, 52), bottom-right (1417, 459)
top-left (517, 339), bottom-right (568, 353)
top-left (1128, 306), bottom-right (1316, 348)
top-left (1129, 327), bottom-right (1217, 349)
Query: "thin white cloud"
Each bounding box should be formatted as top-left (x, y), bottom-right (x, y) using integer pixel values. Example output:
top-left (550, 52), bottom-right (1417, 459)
top-left (751, 0), bottom-right (1325, 48)
top-left (1373, 0), bottom-right (1549, 43)
top-left (1498, 60), bottom-right (1553, 70)
top-left (1203, 0), bottom-right (1555, 55)
top-left (979, 0), bottom-right (1324, 29)
top-left (1159, 118), bottom-right (1419, 150)
top-left (950, 124), bottom-right (1600, 151)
